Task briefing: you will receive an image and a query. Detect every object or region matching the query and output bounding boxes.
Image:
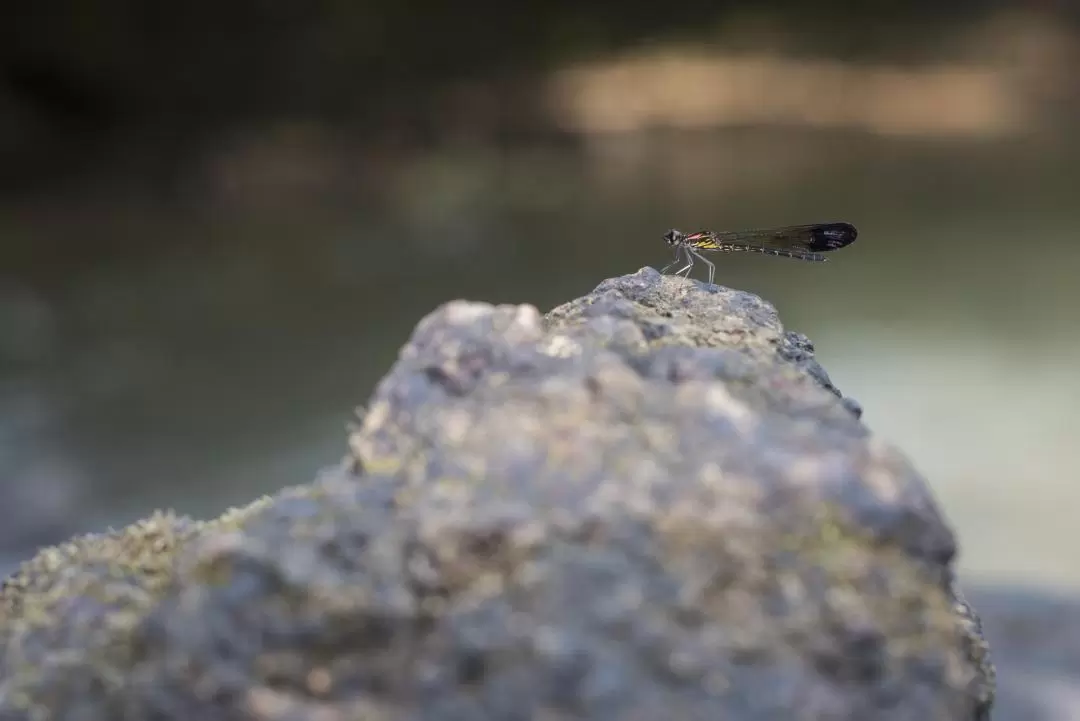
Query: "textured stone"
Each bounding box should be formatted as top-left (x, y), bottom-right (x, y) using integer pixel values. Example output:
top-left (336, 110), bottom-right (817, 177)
top-left (0, 269), bottom-right (994, 721)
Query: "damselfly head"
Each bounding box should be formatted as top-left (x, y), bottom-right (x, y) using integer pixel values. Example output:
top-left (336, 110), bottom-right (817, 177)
top-left (663, 229), bottom-right (682, 246)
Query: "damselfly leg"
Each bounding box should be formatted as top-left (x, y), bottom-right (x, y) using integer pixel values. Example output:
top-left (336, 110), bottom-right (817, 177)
top-left (659, 243), bottom-right (712, 282)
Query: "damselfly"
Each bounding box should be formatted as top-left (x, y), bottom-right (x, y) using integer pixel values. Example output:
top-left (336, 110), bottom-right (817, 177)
top-left (660, 222), bottom-right (857, 285)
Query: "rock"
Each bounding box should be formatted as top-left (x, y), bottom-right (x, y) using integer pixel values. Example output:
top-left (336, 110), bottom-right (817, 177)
top-left (0, 268), bottom-right (994, 721)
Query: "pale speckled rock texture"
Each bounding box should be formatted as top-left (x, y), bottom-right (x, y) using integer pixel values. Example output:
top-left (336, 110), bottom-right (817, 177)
top-left (0, 268), bottom-right (994, 721)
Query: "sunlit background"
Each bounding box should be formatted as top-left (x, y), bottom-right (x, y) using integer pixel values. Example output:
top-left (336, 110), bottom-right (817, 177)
top-left (3, 2), bottom-right (1079, 714)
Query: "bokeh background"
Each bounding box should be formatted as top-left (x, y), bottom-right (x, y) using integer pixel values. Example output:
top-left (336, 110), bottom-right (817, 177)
top-left (3, 1), bottom-right (1079, 715)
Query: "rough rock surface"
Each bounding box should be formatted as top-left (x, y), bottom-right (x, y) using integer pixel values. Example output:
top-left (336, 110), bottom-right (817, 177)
top-left (0, 269), bottom-right (994, 721)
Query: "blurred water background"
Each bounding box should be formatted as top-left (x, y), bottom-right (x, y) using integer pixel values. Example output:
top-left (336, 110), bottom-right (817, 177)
top-left (2, 2), bottom-right (1080, 714)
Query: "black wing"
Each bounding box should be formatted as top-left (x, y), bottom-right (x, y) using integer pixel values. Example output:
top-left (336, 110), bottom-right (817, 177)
top-left (711, 222), bottom-right (858, 253)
